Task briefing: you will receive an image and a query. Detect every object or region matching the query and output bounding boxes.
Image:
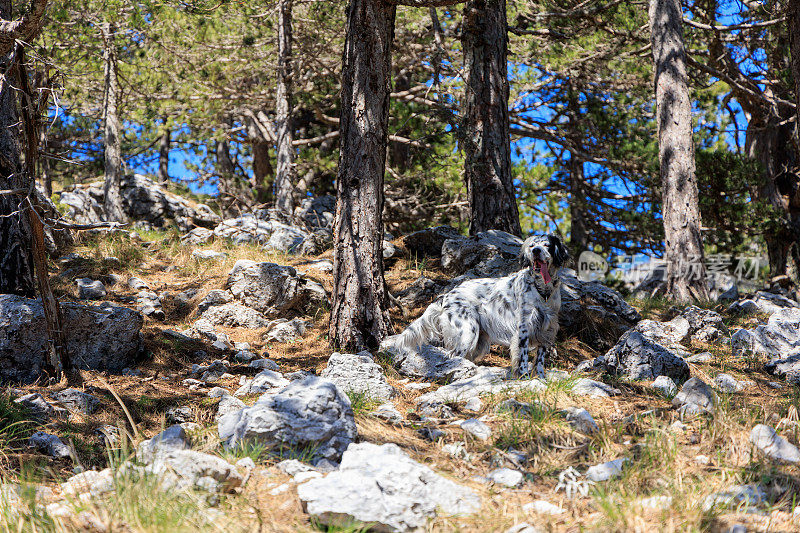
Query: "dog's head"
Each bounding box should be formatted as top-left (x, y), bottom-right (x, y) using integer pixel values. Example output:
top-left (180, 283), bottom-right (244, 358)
top-left (520, 234), bottom-right (570, 284)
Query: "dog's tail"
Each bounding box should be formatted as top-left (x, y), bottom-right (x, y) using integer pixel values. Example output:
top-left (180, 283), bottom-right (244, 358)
top-left (381, 301), bottom-right (443, 354)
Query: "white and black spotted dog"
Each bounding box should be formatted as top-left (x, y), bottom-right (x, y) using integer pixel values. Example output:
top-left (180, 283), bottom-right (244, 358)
top-left (382, 234), bottom-right (570, 378)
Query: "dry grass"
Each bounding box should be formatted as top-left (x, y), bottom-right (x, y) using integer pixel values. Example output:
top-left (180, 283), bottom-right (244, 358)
top-left (1, 231), bottom-right (800, 532)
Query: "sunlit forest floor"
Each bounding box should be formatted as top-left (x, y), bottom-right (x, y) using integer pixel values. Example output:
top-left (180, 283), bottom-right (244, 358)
top-left (1, 229), bottom-right (798, 532)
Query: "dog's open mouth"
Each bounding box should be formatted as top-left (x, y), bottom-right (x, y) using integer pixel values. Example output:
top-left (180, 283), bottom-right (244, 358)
top-left (533, 259), bottom-right (552, 284)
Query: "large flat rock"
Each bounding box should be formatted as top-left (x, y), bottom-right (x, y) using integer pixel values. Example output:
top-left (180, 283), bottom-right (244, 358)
top-left (0, 295), bottom-right (143, 382)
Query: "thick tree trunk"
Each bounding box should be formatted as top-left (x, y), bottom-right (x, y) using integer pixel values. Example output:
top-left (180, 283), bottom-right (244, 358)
top-left (0, 0), bottom-right (34, 296)
top-left (252, 139), bottom-right (273, 204)
top-left (101, 22), bottom-right (126, 223)
top-left (329, 0), bottom-right (395, 351)
top-left (648, 0), bottom-right (709, 301)
top-left (568, 154), bottom-right (589, 255)
top-left (462, 0), bottom-right (521, 237)
top-left (158, 121), bottom-right (170, 185)
top-left (790, 0), bottom-right (800, 115)
top-left (274, 0), bottom-right (296, 216)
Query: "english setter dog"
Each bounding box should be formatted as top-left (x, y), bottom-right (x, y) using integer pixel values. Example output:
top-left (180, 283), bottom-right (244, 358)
top-left (382, 234), bottom-right (569, 378)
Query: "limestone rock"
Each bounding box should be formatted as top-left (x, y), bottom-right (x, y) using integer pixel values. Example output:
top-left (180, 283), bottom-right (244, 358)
top-left (219, 375), bottom-right (357, 461)
top-left (297, 442), bottom-right (480, 532)
top-left (0, 295), bottom-right (143, 382)
top-left (320, 351), bottom-right (396, 401)
top-left (749, 424), bottom-right (800, 464)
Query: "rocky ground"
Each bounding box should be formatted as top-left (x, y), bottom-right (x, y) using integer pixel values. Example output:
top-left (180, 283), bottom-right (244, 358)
top-left (1, 182), bottom-right (800, 532)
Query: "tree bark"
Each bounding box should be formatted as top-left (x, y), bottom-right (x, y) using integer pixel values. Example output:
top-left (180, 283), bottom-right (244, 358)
top-left (329, 0), bottom-right (395, 351)
top-left (252, 139), bottom-right (273, 203)
top-left (101, 22), bottom-right (126, 223)
top-left (648, 0), bottom-right (709, 301)
top-left (274, 0), bottom-right (296, 217)
top-left (158, 119), bottom-right (170, 185)
top-left (0, 0), bottom-right (34, 296)
top-left (462, 0), bottom-right (521, 237)
top-left (790, 0), bottom-right (800, 115)
top-left (568, 153), bottom-right (589, 255)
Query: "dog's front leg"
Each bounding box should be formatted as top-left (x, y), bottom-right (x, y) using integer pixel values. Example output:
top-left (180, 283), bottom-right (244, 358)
top-left (511, 302), bottom-right (535, 379)
top-left (534, 345), bottom-right (548, 380)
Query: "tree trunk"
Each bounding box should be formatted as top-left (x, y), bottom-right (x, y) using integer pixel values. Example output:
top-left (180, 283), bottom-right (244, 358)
top-left (568, 154), bottom-right (589, 255)
top-left (101, 22), bottom-right (126, 223)
top-left (274, 0), bottom-right (296, 216)
top-left (329, 0), bottom-right (395, 351)
top-left (0, 0), bottom-right (34, 296)
top-left (252, 139), bottom-right (273, 204)
top-left (566, 87), bottom-right (588, 255)
top-left (648, 0), bottom-right (709, 301)
top-left (462, 0), bottom-right (521, 237)
top-left (158, 120), bottom-right (170, 185)
top-left (40, 128), bottom-right (51, 196)
top-left (790, 0), bottom-right (800, 116)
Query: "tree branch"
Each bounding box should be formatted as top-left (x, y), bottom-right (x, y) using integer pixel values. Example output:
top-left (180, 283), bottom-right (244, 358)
top-left (682, 16), bottom-right (785, 32)
top-left (0, 0), bottom-right (49, 54)
top-left (387, 0), bottom-right (464, 6)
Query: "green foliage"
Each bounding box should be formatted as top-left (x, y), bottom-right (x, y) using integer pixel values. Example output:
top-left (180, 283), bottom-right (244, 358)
top-left (696, 150), bottom-right (775, 256)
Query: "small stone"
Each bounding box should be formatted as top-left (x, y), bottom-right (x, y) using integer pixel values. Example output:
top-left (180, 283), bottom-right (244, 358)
top-left (14, 393), bottom-right (55, 418)
top-left (460, 419), bottom-right (492, 441)
top-left (702, 484), bottom-right (765, 512)
top-left (560, 407), bottom-right (599, 434)
top-left (686, 352), bottom-right (713, 364)
top-left (442, 442), bottom-right (471, 460)
top-left (694, 455), bottom-right (710, 465)
top-left (248, 358), bottom-right (280, 371)
top-left (586, 458), bottom-right (628, 482)
top-left (714, 373), bottom-right (745, 393)
top-left (166, 406), bottom-right (194, 424)
top-left (137, 425), bottom-right (190, 463)
top-left (29, 432), bottom-right (71, 458)
top-left (417, 427), bottom-right (446, 441)
top-left (276, 459), bottom-right (316, 477)
top-left (571, 378), bottom-right (620, 398)
top-left (76, 278), bottom-right (106, 300)
top-left (672, 377), bottom-right (716, 417)
top-left (486, 467), bottom-right (524, 487)
top-left (52, 389), bottom-right (100, 415)
top-left (128, 277), bottom-right (149, 290)
top-left (668, 421), bottom-right (688, 433)
top-left (652, 376), bottom-right (677, 396)
top-left (750, 424), bottom-right (800, 464)
top-left (371, 403), bottom-right (403, 423)
top-left (523, 499), bottom-right (565, 515)
top-left (236, 457), bottom-right (255, 470)
top-left (638, 495), bottom-right (673, 510)
top-left (233, 350), bottom-right (257, 363)
top-left (192, 250), bottom-right (227, 261)
top-left (463, 397), bottom-right (483, 412)
top-left (418, 402), bottom-right (455, 419)
top-left (496, 399), bottom-right (537, 416)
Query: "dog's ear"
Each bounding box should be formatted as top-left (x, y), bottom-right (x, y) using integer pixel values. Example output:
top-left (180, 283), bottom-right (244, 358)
top-left (549, 235), bottom-right (570, 268)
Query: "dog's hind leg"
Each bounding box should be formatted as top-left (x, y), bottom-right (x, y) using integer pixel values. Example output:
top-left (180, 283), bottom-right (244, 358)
top-left (439, 308), bottom-right (482, 361)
